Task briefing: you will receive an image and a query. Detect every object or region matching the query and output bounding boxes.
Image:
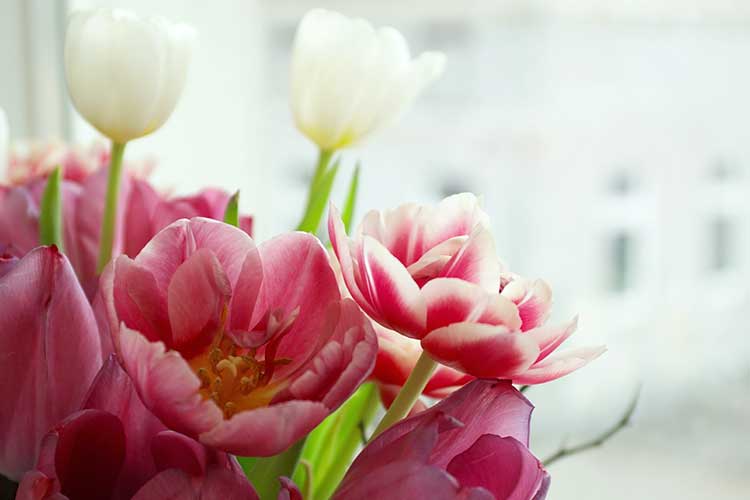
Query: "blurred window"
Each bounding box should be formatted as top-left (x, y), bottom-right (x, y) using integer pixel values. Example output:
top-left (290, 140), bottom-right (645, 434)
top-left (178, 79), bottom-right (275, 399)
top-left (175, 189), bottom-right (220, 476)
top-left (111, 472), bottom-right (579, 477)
top-left (608, 231), bottom-right (633, 293)
top-left (708, 215), bottom-right (734, 272)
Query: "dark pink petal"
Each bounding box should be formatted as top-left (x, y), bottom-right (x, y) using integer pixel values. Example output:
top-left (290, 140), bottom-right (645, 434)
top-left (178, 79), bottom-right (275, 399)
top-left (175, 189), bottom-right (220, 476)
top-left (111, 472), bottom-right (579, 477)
top-left (257, 232), bottom-right (341, 377)
top-left (278, 299), bottom-right (377, 408)
top-left (513, 346), bottom-right (607, 385)
top-left (368, 380), bottom-right (534, 466)
top-left (118, 326), bottom-right (223, 438)
top-left (82, 356), bottom-right (167, 500)
top-left (358, 235), bottom-right (426, 337)
top-left (423, 278), bottom-right (521, 333)
top-left (334, 460), bottom-right (479, 500)
top-left (438, 228), bottom-right (500, 293)
top-left (198, 401), bottom-right (328, 457)
top-left (0, 247), bottom-right (102, 480)
top-left (151, 431), bottom-right (208, 477)
top-left (131, 468), bottom-right (197, 500)
top-left (421, 323), bottom-right (539, 378)
top-left (167, 248), bottom-right (231, 354)
top-left (447, 435), bottom-right (548, 500)
top-left (111, 256), bottom-right (171, 344)
top-left (278, 477), bottom-right (302, 500)
top-left (198, 465), bottom-right (258, 500)
top-left (53, 410), bottom-right (126, 500)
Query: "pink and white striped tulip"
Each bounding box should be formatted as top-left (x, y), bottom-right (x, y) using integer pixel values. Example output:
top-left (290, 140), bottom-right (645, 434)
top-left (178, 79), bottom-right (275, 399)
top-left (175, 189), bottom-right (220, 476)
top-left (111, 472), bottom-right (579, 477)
top-left (329, 193), bottom-right (605, 383)
top-left (101, 218), bottom-right (377, 456)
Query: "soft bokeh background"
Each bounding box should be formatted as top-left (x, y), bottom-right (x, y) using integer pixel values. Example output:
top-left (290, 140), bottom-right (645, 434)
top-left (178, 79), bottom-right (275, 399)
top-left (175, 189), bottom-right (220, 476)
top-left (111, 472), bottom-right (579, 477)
top-left (2, 1), bottom-right (749, 498)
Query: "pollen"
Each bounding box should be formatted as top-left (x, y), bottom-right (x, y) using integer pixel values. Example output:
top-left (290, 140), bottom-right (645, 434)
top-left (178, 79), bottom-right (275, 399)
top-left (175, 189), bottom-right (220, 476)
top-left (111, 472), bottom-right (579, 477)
top-left (188, 307), bottom-right (299, 419)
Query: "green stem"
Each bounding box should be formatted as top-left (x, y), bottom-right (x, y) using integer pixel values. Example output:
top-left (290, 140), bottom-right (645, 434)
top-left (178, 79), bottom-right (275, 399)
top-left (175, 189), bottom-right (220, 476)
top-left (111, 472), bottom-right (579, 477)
top-left (39, 166), bottom-right (64, 250)
top-left (246, 439), bottom-right (305, 500)
top-left (369, 351), bottom-right (437, 441)
top-left (296, 149), bottom-right (335, 233)
top-left (96, 141), bottom-right (126, 273)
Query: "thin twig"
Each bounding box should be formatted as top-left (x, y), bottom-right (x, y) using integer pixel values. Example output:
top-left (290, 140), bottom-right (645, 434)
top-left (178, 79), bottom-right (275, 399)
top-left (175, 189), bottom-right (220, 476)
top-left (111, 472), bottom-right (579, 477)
top-left (543, 385), bottom-right (641, 467)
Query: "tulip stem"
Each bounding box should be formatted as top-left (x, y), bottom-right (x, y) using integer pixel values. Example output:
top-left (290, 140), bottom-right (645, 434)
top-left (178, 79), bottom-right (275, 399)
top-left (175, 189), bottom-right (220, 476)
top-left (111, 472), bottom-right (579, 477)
top-left (296, 148), bottom-right (336, 233)
top-left (96, 141), bottom-right (126, 273)
top-left (369, 351), bottom-right (437, 441)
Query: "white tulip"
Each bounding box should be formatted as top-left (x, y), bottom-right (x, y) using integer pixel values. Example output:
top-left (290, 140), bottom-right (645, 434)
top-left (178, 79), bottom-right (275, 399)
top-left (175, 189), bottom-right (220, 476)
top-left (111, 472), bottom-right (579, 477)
top-left (291, 9), bottom-right (446, 151)
top-left (64, 8), bottom-right (195, 144)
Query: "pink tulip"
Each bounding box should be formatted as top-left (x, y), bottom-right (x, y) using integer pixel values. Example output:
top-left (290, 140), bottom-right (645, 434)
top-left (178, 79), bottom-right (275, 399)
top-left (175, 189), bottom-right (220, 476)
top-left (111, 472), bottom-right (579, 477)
top-left (0, 246), bottom-right (102, 481)
top-left (101, 218), bottom-right (377, 456)
top-left (329, 194), bottom-right (604, 383)
top-left (16, 356), bottom-right (256, 500)
top-left (286, 380), bottom-right (549, 499)
top-left (1, 143), bottom-right (253, 295)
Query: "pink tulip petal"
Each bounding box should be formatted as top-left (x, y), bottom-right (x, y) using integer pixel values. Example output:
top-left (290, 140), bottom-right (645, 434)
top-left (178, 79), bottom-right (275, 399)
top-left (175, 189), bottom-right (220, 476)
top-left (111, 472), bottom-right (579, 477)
top-left (167, 248), bottom-right (232, 354)
top-left (422, 323), bottom-right (539, 378)
top-left (0, 247), bottom-right (102, 480)
top-left (131, 468), bottom-right (197, 500)
top-left (328, 204), bottom-right (372, 311)
top-left (501, 277), bottom-right (552, 331)
top-left (422, 193), bottom-right (490, 251)
top-left (229, 246), bottom-right (264, 332)
top-left (151, 431), bottom-right (208, 477)
top-left (513, 346), bottom-right (607, 385)
top-left (16, 470), bottom-right (58, 500)
top-left (112, 256), bottom-right (171, 344)
top-left (122, 179), bottom-right (161, 258)
top-left (358, 235), bottom-right (426, 337)
top-left (199, 401), bottom-right (328, 457)
top-left (438, 228), bottom-right (500, 292)
top-left (198, 465), bottom-right (258, 499)
top-left (526, 318), bottom-right (578, 363)
top-left (0, 186), bottom-right (39, 255)
top-left (278, 299), bottom-right (377, 409)
top-left (257, 232), bottom-right (341, 377)
top-left (358, 203), bottom-right (425, 266)
top-left (422, 278), bottom-right (521, 332)
top-left (447, 435), bottom-right (548, 500)
top-left (135, 218), bottom-right (253, 295)
top-left (118, 326), bottom-right (223, 438)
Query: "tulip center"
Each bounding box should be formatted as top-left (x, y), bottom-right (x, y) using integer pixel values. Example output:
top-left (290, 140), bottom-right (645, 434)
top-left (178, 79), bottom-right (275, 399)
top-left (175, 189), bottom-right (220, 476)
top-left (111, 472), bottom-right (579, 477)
top-left (188, 307), bottom-right (299, 419)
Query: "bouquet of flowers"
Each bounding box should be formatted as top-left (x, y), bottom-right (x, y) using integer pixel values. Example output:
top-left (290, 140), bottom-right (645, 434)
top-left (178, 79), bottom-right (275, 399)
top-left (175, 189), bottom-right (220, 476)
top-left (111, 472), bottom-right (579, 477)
top-left (0, 8), bottom-right (608, 500)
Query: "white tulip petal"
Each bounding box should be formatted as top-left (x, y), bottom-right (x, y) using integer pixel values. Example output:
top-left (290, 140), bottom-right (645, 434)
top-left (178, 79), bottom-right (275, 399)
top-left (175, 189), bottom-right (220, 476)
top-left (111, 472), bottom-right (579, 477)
top-left (291, 9), bottom-right (445, 150)
top-left (64, 8), bottom-right (195, 143)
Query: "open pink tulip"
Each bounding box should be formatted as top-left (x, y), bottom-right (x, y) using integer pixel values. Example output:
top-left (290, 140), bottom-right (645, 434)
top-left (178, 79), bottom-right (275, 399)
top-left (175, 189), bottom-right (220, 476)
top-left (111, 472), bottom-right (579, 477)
top-left (329, 194), bottom-right (604, 383)
top-left (310, 379), bottom-right (548, 499)
top-left (101, 218), bottom-right (377, 456)
top-left (0, 246), bottom-right (102, 481)
top-left (16, 356), bottom-right (256, 500)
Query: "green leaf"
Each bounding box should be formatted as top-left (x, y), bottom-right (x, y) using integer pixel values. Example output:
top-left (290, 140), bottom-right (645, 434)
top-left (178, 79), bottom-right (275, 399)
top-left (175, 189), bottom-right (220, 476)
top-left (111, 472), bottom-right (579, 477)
top-left (341, 163), bottom-right (361, 233)
top-left (293, 383), bottom-right (381, 500)
top-left (39, 166), bottom-right (64, 250)
top-left (296, 156), bottom-right (340, 234)
top-left (223, 190), bottom-right (240, 227)
top-left (244, 439), bottom-right (305, 500)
